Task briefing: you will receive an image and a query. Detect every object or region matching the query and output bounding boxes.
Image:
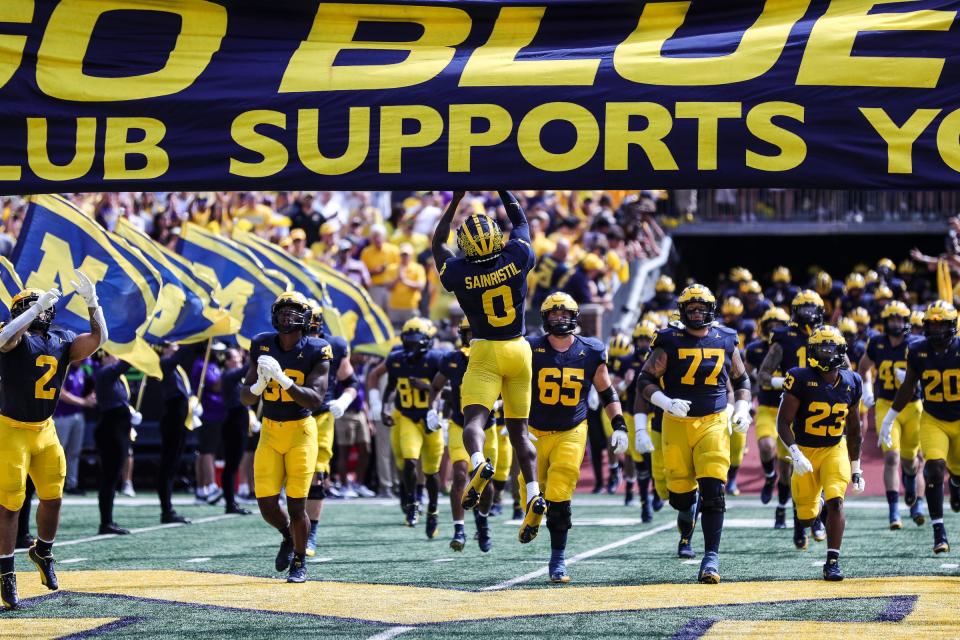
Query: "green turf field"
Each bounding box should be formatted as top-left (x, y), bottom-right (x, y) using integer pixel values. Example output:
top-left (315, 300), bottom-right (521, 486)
top-left (6, 494), bottom-right (960, 639)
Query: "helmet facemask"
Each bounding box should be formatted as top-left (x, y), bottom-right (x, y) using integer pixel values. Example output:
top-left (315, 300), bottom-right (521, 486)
top-left (809, 340), bottom-right (845, 372)
top-left (11, 293), bottom-right (54, 333)
top-left (924, 319), bottom-right (956, 350)
top-left (680, 301), bottom-right (714, 329)
top-left (884, 316), bottom-right (907, 338)
top-left (272, 303), bottom-right (310, 335)
top-left (543, 308), bottom-right (578, 336)
top-left (792, 303), bottom-right (823, 328)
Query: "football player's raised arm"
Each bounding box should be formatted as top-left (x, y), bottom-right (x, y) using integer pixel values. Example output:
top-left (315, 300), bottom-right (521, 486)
top-left (70, 306), bottom-right (107, 362)
top-left (432, 191), bottom-right (463, 268)
top-left (889, 365), bottom-right (919, 412)
top-left (845, 402), bottom-right (863, 462)
top-left (776, 391), bottom-right (800, 448)
top-left (498, 190), bottom-right (529, 243)
top-left (729, 348), bottom-right (751, 404)
top-left (757, 342), bottom-right (783, 389)
top-left (639, 348), bottom-right (668, 401)
top-left (285, 358), bottom-right (330, 412)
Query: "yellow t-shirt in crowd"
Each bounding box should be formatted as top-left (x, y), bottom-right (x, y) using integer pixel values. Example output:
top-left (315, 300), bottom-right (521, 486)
top-left (388, 262), bottom-right (426, 311)
top-left (361, 242), bottom-right (400, 286)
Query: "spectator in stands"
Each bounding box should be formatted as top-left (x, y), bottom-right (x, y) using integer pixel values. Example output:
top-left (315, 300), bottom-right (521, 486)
top-left (386, 244), bottom-right (426, 329)
top-left (390, 212), bottom-right (429, 257)
top-left (54, 362), bottom-right (94, 495)
top-left (288, 228), bottom-right (314, 260)
top-left (563, 253), bottom-right (610, 309)
top-left (334, 238), bottom-right (371, 288)
top-left (361, 224), bottom-right (399, 312)
top-left (286, 193), bottom-right (323, 245)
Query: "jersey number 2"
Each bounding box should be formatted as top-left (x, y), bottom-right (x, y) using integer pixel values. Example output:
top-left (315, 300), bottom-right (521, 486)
top-left (482, 286), bottom-right (515, 328)
top-left (34, 355), bottom-right (58, 400)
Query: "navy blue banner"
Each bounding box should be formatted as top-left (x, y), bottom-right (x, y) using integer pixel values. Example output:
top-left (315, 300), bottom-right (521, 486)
top-left (0, 0), bottom-right (958, 191)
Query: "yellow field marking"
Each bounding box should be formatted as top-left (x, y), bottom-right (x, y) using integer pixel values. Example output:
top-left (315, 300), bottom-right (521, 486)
top-left (15, 570), bottom-right (960, 631)
top-left (0, 617), bottom-right (119, 639)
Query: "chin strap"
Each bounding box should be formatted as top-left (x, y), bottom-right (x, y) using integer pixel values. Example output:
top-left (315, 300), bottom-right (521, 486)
top-left (92, 306), bottom-right (108, 348)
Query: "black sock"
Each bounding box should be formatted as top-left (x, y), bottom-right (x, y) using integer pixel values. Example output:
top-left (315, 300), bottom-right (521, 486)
top-left (677, 507), bottom-right (695, 538)
top-left (35, 539), bottom-right (53, 555)
top-left (761, 458), bottom-right (776, 476)
top-left (699, 479), bottom-right (724, 555)
top-left (426, 474), bottom-right (439, 513)
top-left (293, 552), bottom-right (305, 564)
top-left (902, 470), bottom-right (917, 493)
top-left (0, 556), bottom-right (12, 573)
top-left (925, 476), bottom-right (945, 520)
top-left (886, 490), bottom-right (899, 505)
top-left (637, 475), bottom-right (649, 502)
top-left (827, 549), bottom-right (840, 562)
top-left (777, 482), bottom-right (791, 506)
top-left (280, 526), bottom-right (292, 542)
top-left (728, 466), bottom-right (740, 483)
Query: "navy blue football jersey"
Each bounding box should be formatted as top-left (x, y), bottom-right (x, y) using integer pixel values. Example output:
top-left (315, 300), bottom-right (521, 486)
top-left (438, 238), bottom-right (535, 340)
top-left (0, 329), bottom-right (76, 422)
top-left (653, 324), bottom-right (739, 417)
top-left (770, 324), bottom-right (813, 372)
top-left (865, 334), bottom-right (921, 401)
top-left (437, 348), bottom-right (493, 429)
top-left (745, 338), bottom-right (781, 408)
top-left (907, 336), bottom-right (960, 421)
top-left (527, 334), bottom-right (607, 431)
top-left (319, 335), bottom-right (349, 413)
top-left (386, 348), bottom-right (444, 421)
top-left (252, 332), bottom-right (332, 422)
top-left (783, 366), bottom-right (862, 448)
top-left (847, 339), bottom-right (865, 372)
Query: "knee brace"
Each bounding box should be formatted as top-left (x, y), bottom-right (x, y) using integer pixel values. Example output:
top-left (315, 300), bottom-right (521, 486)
top-left (308, 483), bottom-right (326, 500)
top-left (698, 477), bottom-right (726, 513)
top-left (546, 500), bottom-right (572, 532)
top-left (669, 490), bottom-right (697, 512)
top-left (924, 463), bottom-right (945, 487)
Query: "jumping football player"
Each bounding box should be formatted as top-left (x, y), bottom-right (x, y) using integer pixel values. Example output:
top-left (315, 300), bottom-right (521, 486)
top-left (0, 274), bottom-right (105, 610)
top-left (744, 307), bottom-right (790, 506)
top-left (432, 190), bottom-right (544, 543)
top-left (637, 284), bottom-right (751, 583)
top-left (759, 290), bottom-right (829, 543)
top-left (881, 301), bottom-right (960, 554)
top-left (522, 292), bottom-right (628, 582)
top-left (859, 301), bottom-right (925, 529)
top-left (777, 326), bottom-right (865, 581)
top-left (430, 317), bottom-right (498, 552)
top-left (240, 292), bottom-right (331, 584)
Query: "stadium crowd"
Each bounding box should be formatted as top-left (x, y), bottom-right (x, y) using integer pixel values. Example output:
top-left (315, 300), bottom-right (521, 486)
top-left (0, 189), bottom-right (956, 546)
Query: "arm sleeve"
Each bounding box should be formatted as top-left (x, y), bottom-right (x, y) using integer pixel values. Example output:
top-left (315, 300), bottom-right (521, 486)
top-left (499, 191), bottom-right (529, 244)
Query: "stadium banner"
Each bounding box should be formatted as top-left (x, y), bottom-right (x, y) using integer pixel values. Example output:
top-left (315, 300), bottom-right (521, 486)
top-left (116, 219), bottom-right (240, 344)
top-left (12, 195), bottom-right (162, 375)
top-left (0, 0), bottom-right (958, 191)
top-left (0, 257), bottom-right (24, 322)
top-left (176, 222), bottom-right (289, 348)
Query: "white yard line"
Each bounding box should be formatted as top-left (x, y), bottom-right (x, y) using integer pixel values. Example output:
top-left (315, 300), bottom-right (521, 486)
top-left (185, 557), bottom-right (211, 563)
top-left (13, 514), bottom-right (238, 554)
top-left (366, 626), bottom-right (415, 640)
top-left (481, 522), bottom-right (675, 591)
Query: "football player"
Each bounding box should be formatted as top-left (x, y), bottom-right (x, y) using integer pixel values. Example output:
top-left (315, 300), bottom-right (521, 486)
top-left (848, 306), bottom-right (878, 343)
top-left (759, 290), bottom-right (829, 543)
top-left (836, 273), bottom-right (869, 321)
top-left (304, 300), bottom-right (358, 557)
top-left (371, 318), bottom-right (444, 534)
top-left (740, 280), bottom-right (771, 321)
top-left (432, 191), bottom-right (544, 543)
top-left (604, 333), bottom-right (635, 498)
top-left (430, 318), bottom-right (498, 552)
top-left (0, 276), bottom-right (105, 610)
top-left (521, 293), bottom-right (628, 583)
top-left (624, 321), bottom-right (666, 522)
top-left (777, 326), bottom-right (865, 581)
top-left (645, 275), bottom-right (676, 312)
top-left (720, 297), bottom-right (746, 349)
top-left (637, 284), bottom-right (751, 583)
top-left (859, 301), bottom-right (925, 529)
top-left (881, 301), bottom-right (960, 554)
top-left (766, 266), bottom-right (798, 310)
top-left (240, 292), bottom-right (332, 584)
top-left (744, 307), bottom-right (790, 506)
